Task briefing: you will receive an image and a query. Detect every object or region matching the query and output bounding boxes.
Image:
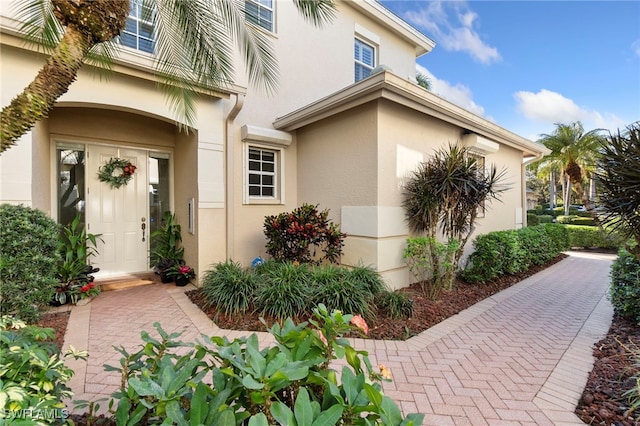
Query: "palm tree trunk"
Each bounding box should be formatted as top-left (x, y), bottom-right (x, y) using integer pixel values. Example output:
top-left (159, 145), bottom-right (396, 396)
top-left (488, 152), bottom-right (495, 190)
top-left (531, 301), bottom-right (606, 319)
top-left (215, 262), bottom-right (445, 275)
top-left (564, 176), bottom-right (571, 215)
top-left (549, 171), bottom-right (556, 208)
top-left (1, 27), bottom-right (92, 152)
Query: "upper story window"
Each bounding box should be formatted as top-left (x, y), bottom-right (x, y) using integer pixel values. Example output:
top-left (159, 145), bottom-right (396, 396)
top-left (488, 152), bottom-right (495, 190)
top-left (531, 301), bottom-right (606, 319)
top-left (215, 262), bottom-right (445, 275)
top-left (119, 0), bottom-right (155, 53)
top-left (355, 38), bottom-right (375, 82)
top-left (246, 0), bottom-right (274, 32)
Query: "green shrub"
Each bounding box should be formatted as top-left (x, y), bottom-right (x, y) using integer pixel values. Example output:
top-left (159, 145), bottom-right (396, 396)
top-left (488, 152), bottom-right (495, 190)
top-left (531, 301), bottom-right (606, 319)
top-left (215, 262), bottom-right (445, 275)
top-left (376, 291), bottom-right (414, 319)
top-left (571, 217), bottom-right (596, 226)
top-left (527, 213), bottom-right (540, 226)
top-left (256, 262), bottom-right (312, 319)
top-left (542, 223), bottom-right (571, 253)
top-left (526, 209), bottom-right (541, 215)
top-left (264, 204), bottom-right (346, 264)
top-left (463, 224), bottom-right (569, 283)
top-left (552, 206), bottom-right (565, 217)
top-left (105, 306), bottom-right (423, 425)
top-left (462, 230), bottom-right (526, 283)
top-left (0, 316), bottom-right (87, 423)
top-left (310, 265), bottom-right (374, 320)
top-left (567, 225), bottom-right (621, 249)
top-left (538, 215), bottom-right (553, 224)
top-left (403, 237), bottom-right (459, 299)
top-left (0, 204), bottom-right (61, 322)
top-left (201, 260), bottom-right (257, 315)
top-left (609, 250), bottom-right (640, 324)
top-left (347, 264), bottom-right (387, 297)
top-left (556, 215), bottom-right (575, 224)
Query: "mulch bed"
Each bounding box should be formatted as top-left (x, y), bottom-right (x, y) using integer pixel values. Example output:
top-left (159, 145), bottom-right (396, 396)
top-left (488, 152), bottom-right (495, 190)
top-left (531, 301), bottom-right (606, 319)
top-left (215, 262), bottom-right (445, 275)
top-left (185, 255), bottom-right (568, 340)
top-left (575, 313), bottom-right (640, 425)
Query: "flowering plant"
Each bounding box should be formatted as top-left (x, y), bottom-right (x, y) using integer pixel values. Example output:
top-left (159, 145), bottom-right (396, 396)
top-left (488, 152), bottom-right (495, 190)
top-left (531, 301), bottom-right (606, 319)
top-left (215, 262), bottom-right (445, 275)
top-left (98, 157), bottom-right (137, 188)
top-left (167, 263), bottom-right (195, 280)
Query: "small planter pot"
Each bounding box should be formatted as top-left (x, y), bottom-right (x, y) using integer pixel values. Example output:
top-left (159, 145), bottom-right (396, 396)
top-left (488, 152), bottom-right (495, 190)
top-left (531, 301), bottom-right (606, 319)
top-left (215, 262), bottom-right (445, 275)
top-left (174, 276), bottom-right (189, 287)
top-left (160, 273), bottom-right (173, 284)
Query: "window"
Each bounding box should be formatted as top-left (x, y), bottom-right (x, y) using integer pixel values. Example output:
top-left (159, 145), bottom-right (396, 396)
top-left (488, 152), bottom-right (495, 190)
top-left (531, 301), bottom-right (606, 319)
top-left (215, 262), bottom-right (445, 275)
top-left (469, 152), bottom-right (487, 217)
top-left (245, 0), bottom-right (274, 32)
top-left (354, 38), bottom-right (375, 82)
top-left (119, 0), bottom-right (155, 53)
top-left (56, 146), bottom-right (86, 227)
top-left (247, 146), bottom-right (279, 200)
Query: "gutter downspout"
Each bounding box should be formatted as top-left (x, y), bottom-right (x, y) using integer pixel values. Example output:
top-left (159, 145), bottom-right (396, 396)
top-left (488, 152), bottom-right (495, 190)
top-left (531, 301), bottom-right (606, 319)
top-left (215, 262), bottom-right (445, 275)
top-left (522, 153), bottom-right (544, 227)
top-left (224, 93), bottom-right (245, 260)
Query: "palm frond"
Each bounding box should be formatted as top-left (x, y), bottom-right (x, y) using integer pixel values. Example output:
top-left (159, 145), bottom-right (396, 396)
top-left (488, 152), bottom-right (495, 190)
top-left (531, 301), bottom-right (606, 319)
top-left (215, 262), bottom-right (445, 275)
top-left (14, 0), bottom-right (63, 52)
top-left (291, 0), bottom-right (337, 28)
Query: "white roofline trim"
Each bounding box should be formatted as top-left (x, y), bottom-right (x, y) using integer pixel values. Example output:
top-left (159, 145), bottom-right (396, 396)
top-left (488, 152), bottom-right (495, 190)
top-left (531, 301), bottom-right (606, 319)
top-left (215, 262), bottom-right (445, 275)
top-left (274, 71), bottom-right (550, 157)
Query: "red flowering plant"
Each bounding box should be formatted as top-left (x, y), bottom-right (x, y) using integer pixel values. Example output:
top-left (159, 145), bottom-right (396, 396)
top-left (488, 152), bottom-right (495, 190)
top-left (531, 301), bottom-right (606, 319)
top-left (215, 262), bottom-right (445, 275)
top-left (166, 263), bottom-right (196, 281)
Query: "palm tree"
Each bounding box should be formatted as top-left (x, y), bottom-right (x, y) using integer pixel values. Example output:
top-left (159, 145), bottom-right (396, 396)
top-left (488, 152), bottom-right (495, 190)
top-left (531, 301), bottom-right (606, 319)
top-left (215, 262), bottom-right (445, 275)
top-left (535, 122), bottom-right (604, 215)
top-left (416, 71), bottom-right (431, 91)
top-left (0, 0), bottom-right (336, 153)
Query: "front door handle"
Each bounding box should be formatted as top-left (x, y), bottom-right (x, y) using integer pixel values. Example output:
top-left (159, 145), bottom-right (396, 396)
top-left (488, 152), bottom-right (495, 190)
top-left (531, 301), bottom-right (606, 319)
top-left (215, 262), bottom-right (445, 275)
top-left (141, 217), bottom-right (146, 242)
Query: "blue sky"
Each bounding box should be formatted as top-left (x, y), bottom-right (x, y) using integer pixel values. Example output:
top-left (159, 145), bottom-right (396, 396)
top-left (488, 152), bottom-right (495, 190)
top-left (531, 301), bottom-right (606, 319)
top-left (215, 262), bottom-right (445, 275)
top-left (380, 0), bottom-right (640, 141)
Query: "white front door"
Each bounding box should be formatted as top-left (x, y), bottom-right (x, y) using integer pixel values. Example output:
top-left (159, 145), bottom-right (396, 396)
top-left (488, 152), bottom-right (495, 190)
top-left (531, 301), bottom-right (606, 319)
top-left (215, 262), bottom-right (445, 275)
top-left (87, 145), bottom-right (149, 276)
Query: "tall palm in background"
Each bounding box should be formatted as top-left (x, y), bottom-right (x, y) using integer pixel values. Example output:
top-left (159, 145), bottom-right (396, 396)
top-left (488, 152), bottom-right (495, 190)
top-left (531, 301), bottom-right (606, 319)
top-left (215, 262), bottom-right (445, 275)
top-left (0, 0), bottom-right (336, 153)
top-left (534, 121), bottom-right (604, 215)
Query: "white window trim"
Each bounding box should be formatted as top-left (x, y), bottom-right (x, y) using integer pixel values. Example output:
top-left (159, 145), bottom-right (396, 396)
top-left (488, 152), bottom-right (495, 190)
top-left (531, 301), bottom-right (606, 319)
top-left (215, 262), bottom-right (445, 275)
top-left (245, 0), bottom-right (275, 33)
top-left (354, 37), bottom-right (376, 82)
top-left (243, 143), bottom-right (285, 205)
top-left (119, 0), bottom-right (156, 54)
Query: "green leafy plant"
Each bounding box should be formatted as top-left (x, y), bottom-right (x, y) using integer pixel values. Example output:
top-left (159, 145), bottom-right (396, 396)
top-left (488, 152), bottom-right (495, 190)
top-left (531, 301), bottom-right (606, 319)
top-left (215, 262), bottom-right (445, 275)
top-left (0, 204), bottom-right (60, 322)
top-left (0, 315), bottom-right (88, 423)
top-left (201, 260), bottom-right (257, 315)
top-left (347, 264), bottom-right (387, 297)
top-left (264, 204), bottom-right (346, 264)
top-left (256, 262), bottom-right (312, 319)
top-left (596, 122), bottom-right (640, 260)
top-left (403, 236), bottom-right (459, 299)
top-left (609, 250), bottom-right (640, 324)
top-left (310, 265), bottom-right (373, 321)
top-left (54, 214), bottom-right (102, 305)
top-left (463, 224), bottom-right (569, 284)
top-left (149, 211), bottom-right (184, 275)
top-left (567, 225), bottom-right (621, 249)
top-left (376, 291), bottom-right (414, 320)
top-left (102, 305), bottom-right (423, 425)
top-left (402, 143), bottom-right (507, 292)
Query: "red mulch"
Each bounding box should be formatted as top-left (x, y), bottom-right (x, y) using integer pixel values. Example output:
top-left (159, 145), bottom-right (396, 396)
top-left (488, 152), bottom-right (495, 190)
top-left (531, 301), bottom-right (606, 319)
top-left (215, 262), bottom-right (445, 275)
top-left (35, 253), bottom-right (639, 425)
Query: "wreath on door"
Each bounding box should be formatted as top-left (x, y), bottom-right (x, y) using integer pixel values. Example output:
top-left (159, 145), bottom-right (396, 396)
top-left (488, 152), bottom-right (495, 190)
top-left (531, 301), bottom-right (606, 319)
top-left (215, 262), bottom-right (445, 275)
top-left (98, 157), bottom-right (137, 189)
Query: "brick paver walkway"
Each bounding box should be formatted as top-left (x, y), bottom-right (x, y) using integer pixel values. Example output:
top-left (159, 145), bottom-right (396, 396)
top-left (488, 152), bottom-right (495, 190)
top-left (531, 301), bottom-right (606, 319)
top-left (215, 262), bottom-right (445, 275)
top-left (63, 251), bottom-right (615, 425)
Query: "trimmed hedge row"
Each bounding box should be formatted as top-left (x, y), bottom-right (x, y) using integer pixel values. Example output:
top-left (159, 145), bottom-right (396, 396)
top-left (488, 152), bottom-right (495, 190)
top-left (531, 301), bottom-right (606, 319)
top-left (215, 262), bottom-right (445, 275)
top-left (566, 225), bottom-right (621, 249)
top-left (462, 223), bottom-right (570, 283)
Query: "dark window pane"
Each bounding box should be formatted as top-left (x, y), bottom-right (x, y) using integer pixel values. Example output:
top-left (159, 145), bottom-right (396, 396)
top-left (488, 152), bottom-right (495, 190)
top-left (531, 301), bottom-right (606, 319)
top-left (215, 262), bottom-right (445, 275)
top-left (139, 38), bottom-right (154, 53)
top-left (120, 33), bottom-right (136, 49)
top-left (249, 150), bottom-right (260, 160)
top-left (140, 23), bottom-right (154, 39)
top-left (262, 175), bottom-right (273, 185)
top-left (249, 186), bottom-right (260, 196)
top-left (249, 161), bottom-right (260, 171)
top-left (262, 187), bottom-right (274, 197)
top-left (262, 162), bottom-right (274, 172)
top-left (249, 174), bottom-right (260, 184)
top-left (262, 151), bottom-right (274, 162)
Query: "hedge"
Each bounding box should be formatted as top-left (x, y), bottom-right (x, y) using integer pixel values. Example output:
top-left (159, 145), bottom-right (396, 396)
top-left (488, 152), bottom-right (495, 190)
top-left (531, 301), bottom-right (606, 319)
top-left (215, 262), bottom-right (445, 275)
top-left (463, 223), bottom-right (569, 283)
top-left (566, 225), bottom-right (621, 249)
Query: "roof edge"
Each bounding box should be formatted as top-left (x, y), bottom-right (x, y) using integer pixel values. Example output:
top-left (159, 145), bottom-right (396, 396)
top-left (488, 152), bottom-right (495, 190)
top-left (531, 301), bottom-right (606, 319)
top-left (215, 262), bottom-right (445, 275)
top-left (274, 71), bottom-right (549, 157)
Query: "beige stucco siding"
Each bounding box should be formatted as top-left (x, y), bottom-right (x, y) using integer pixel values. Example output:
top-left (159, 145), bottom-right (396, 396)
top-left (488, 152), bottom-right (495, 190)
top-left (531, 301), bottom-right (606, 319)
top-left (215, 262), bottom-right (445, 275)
top-left (296, 103), bottom-right (379, 221)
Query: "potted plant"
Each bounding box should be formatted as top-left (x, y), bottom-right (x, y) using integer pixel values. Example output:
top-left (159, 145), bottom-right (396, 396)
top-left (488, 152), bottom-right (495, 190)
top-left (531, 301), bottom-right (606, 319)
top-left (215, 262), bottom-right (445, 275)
top-left (52, 215), bottom-right (102, 305)
top-left (166, 263), bottom-right (195, 286)
top-left (150, 211), bottom-right (184, 282)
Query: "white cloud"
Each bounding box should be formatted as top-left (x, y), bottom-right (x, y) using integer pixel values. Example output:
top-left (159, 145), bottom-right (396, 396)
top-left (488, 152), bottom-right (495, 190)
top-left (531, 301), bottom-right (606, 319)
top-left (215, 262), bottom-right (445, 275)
top-left (417, 65), bottom-right (485, 117)
top-left (514, 89), bottom-right (628, 133)
top-left (404, 1), bottom-right (500, 64)
top-left (632, 39), bottom-right (640, 57)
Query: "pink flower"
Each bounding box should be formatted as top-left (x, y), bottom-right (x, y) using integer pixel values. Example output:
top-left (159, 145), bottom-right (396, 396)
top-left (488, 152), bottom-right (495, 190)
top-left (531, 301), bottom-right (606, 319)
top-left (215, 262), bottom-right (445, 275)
top-left (179, 265), bottom-right (191, 274)
top-left (350, 314), bottom-right (369, 335)
top-left (315, 329), bottom-right (328, 345)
